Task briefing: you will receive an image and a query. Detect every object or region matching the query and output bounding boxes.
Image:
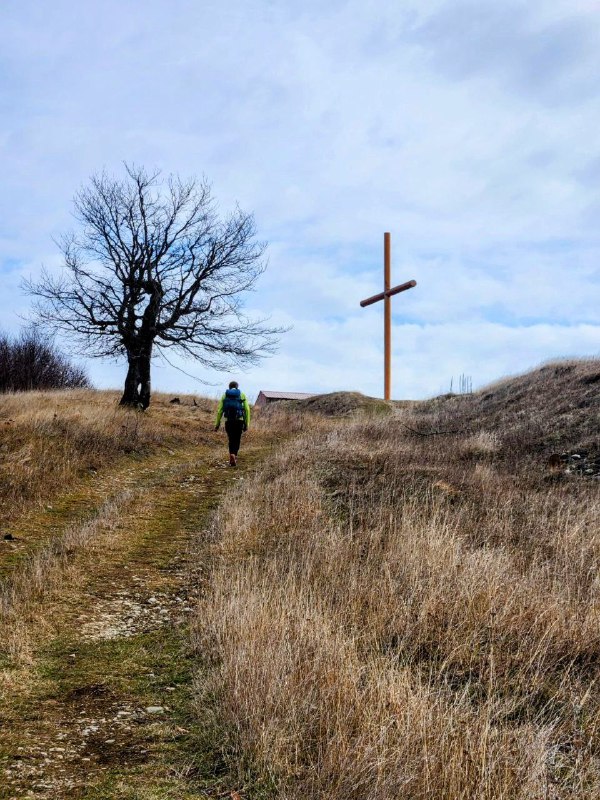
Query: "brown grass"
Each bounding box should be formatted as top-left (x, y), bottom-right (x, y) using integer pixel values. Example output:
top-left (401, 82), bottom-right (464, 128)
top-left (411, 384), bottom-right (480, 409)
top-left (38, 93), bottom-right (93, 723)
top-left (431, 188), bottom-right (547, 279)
top-left (0, 490), bottom-right (134, 664)
top-left (413, 358), bottom-right (600, 464)
top-left (0, 388), bottom-right (215, 526)
top-left (193, 365), bottom-right (600, 799)
top-left (0, 387), bottom-right (218, 670)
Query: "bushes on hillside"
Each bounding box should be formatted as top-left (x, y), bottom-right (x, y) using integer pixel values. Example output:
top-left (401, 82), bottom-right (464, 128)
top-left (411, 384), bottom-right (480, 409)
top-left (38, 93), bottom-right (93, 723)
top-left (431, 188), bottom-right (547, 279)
top-left (0, 329), bottom-right (90, 392)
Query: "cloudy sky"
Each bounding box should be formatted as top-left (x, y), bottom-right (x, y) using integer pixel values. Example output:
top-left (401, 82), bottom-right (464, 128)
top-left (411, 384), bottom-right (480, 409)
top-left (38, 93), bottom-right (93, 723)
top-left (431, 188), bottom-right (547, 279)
top-left (1, 0), bottom-right (599, 401)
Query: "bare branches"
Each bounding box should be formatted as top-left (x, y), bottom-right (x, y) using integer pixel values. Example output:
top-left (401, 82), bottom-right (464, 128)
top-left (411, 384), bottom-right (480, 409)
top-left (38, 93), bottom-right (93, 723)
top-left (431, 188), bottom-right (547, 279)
top-left (0, 329), bottom-right (90, 392)
top-left (24, 164), bottom-right (283, 388)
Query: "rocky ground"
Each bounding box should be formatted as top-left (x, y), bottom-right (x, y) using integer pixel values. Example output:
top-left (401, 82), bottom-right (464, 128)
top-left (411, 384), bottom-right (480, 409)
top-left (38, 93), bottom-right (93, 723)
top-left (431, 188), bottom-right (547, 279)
top-left (548, 449), bottom-right (600, 478)
top-left (0, 435), bottom-right (269, 799)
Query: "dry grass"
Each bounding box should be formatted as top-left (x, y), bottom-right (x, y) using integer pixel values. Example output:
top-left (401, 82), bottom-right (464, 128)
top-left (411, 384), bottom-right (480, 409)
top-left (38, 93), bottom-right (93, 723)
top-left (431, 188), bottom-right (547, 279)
top-left (0, 388), bottom-right (215, 525)
top-left (0, 490), bottom-right (134, 664)
top-left (193, 367), bottom-right (600, 799)
top-left (0, 387), bottom-right (217, 667)
top-left (413, 358), bottom-right (600, 464)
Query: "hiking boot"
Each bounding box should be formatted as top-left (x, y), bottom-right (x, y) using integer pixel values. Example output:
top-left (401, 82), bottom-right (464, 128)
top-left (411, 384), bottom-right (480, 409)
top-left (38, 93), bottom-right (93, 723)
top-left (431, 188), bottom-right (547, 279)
top-left (229, 453), bottom-right (237, 467)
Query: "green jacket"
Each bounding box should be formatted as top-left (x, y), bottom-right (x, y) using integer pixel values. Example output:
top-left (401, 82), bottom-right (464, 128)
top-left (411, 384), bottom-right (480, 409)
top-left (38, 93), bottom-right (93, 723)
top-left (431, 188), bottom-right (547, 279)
top-left (215, 391), bottom-right (251, 428)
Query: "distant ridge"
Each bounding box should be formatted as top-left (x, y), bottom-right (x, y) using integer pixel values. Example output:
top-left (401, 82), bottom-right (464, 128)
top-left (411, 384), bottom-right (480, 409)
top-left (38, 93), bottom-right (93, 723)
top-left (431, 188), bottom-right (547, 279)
top-left (415, 358), bottom-right (600, 458)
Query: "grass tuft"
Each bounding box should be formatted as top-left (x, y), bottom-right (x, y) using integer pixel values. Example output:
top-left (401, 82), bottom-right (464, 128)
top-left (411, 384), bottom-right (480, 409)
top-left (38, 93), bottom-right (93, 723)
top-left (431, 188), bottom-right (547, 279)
top-left (193, 365), bottom-right (600, 798)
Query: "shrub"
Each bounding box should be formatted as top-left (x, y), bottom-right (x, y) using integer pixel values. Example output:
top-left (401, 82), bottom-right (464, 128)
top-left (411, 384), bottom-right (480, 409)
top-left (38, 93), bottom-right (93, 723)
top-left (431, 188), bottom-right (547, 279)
top-left (0, 329), bottom-right (90, 392)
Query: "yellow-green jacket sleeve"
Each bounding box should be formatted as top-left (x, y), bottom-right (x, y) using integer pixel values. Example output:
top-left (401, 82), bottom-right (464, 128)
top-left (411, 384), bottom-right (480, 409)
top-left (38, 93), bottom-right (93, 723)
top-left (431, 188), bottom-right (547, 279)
top-left (215, 395), bottom-right (225, 427)
top-left (242, 393), bottom-right (251, 428)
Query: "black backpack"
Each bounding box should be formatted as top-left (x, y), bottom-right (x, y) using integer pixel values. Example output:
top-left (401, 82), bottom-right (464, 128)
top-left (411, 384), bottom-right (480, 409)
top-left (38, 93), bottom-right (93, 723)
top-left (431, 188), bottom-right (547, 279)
top-left (223, 388), bottom-right (244, 421)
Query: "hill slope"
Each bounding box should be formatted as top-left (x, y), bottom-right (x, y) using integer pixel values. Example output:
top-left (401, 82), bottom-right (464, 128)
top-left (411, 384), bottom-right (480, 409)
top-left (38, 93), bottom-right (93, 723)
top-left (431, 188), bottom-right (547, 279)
top-left (0, 389), bottom-right (215, 533)
top-left (413, 358), bottom-right (600, 461)
top-left (196, 360), bottom-right (600, 799)
top-left (2, 362), bottom-right (599, 799)
top-left (0, 389), bottom-right (281, 798)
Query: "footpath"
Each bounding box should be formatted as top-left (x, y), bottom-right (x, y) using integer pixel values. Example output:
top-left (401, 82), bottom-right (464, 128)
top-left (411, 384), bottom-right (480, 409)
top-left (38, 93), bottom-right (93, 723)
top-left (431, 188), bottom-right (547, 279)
top-left (0, 436), bottom-right (269, 800)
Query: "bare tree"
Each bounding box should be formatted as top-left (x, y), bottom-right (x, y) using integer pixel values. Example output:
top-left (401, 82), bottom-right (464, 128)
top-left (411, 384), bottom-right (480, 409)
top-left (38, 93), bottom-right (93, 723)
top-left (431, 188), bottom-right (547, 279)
top-left (0, 329), bottom-right (90, 392)
top-left (25, 164), bottom-right (281, 408)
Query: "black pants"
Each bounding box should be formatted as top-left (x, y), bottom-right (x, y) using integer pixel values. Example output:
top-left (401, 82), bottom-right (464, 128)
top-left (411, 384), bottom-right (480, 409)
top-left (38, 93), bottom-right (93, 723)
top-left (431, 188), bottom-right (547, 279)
top-left (225, 419), bottom-right (245, 455)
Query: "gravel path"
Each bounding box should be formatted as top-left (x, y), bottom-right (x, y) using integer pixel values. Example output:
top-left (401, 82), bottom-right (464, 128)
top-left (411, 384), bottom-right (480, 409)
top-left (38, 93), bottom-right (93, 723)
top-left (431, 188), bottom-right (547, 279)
top-left (0, 439), bottom-right (262, 799)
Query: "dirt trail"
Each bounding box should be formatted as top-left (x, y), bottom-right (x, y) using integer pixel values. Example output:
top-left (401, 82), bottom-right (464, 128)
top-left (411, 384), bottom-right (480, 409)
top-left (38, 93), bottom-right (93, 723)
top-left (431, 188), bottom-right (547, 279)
top-left (0, 435), bottom-right (269, 799)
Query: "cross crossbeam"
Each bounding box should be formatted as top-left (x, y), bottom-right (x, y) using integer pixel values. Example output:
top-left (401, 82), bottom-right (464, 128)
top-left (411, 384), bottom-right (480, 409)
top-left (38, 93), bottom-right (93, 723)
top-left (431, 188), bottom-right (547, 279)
top-left (359, 279), bottom-right (417, 308)
top-left (359, 233), bottom-right (416, 400)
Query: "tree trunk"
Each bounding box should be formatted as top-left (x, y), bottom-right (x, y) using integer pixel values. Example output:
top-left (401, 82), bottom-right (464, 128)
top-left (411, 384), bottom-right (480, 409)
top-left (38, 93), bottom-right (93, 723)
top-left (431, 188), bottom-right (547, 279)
top-left (120, 345), bottom-right (152, 409)
top-left (119, 279), bottom-right (162, 410)
top-left (138, 350), bottom-right (151, 410)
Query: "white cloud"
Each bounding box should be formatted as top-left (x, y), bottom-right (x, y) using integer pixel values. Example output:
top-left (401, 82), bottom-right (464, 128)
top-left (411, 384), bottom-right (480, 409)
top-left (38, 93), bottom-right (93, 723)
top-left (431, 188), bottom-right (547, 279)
top-left (1, 0), bottom-right (599, 399)
top-left (89, 317), bottom-right (599, 403)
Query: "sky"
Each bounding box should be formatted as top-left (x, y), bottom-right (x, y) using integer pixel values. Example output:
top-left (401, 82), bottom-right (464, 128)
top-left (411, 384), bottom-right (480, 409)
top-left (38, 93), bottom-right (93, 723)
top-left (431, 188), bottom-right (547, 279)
top-left (1, 0), bottom-right (599, 402)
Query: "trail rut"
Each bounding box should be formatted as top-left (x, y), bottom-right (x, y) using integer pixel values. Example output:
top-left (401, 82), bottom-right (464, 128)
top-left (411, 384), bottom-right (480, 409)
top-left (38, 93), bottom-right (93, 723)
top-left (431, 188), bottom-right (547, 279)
top-left (0, 437), bottom-right (267, 799)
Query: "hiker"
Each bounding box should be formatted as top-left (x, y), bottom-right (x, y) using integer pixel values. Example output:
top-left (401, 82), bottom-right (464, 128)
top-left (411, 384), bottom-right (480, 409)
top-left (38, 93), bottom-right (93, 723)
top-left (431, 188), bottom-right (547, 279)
top-left (215, 381), bottom-right (251, 467)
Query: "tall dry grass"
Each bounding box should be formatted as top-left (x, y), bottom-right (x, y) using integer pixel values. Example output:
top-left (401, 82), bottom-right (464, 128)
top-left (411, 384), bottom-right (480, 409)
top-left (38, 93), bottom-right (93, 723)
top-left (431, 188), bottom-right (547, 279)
top-left (0, 490), bottom-right (134, 664)
top-left (193, 405), bottom-right (600, 799)
top-left (413, 358), bottom-right (600, 464)
top-left (0, 388), bottom-right (214, 525)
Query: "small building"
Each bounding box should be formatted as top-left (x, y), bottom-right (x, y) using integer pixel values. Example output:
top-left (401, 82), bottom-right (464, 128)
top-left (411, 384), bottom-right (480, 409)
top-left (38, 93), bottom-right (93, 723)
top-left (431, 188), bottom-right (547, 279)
top-left (255, 390), bottom-right (316, 408)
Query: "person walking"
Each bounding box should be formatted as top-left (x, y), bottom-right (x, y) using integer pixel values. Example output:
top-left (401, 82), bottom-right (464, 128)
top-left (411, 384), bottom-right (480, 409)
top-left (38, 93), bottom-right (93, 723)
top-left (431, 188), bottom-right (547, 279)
top-left (215, 381), bottom-right (251, 467)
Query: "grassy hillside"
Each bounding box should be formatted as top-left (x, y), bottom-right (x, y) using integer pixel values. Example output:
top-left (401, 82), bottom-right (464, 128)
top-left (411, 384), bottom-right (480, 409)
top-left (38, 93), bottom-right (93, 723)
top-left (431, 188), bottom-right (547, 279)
top-left (2, 363), bottom-right (599, 798)
top-left (0, 389), bottom-right (215, 529)
top-left (292, 391), bottom-right (392, 416)
top-left (0, 388), bottom-right (278, 798)
top-left (195, 360), bottom-right (600, 799)
top-left (413, 358), bottom-right (600, 463)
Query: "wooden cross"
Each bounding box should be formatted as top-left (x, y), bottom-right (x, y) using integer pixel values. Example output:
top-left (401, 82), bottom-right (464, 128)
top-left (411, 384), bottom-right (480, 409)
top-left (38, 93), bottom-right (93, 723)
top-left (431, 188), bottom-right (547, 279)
top-left (360, 232), bottom-right (416, 400)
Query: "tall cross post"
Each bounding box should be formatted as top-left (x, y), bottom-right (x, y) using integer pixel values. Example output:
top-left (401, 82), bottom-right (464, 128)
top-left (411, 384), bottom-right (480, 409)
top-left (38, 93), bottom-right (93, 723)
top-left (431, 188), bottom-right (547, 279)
top-left (360, 232), bottom-right (416, 401)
